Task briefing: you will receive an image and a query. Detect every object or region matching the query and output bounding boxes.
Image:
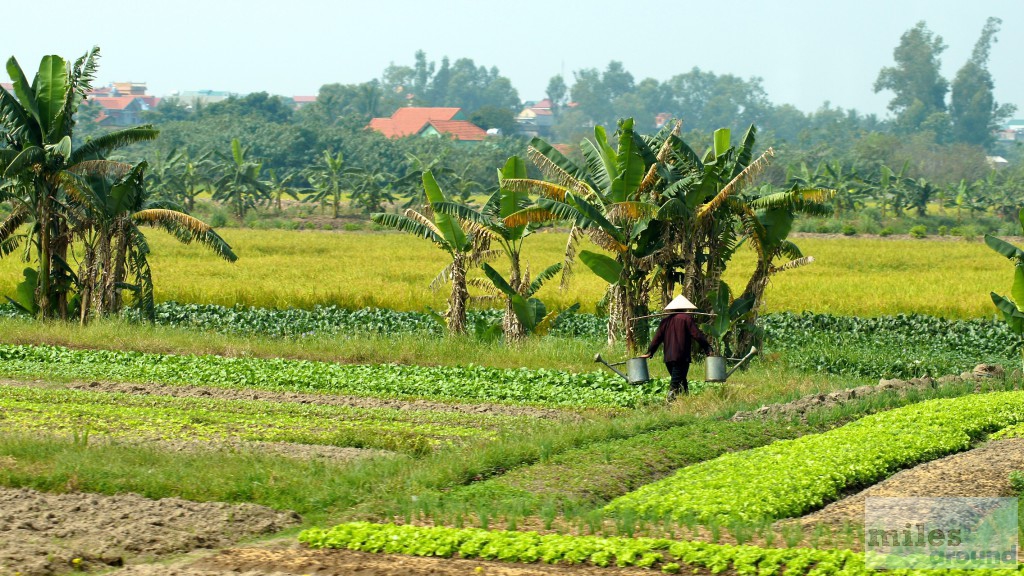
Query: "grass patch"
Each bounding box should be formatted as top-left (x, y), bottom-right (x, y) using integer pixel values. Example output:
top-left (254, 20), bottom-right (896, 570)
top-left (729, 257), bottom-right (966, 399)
top-left (0, 432), bottom-right (399, 525)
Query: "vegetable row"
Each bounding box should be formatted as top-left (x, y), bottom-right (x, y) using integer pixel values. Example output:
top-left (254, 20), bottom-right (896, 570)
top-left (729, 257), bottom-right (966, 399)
top-left (299, 522), bottom-right (1023, 575)
top-left (5, 302), bottom-right (1015, 379)
top-left (0, 384), bottom-right (539, 453)
top-left (604, 391), bottom-right (1024, 524)
top-left (764, 312), bottom-right (1019, 378)
top-left (0, 344), bottom-right (661, 408)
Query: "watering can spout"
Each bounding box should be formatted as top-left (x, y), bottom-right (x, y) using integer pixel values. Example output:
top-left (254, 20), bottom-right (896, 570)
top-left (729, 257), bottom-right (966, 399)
top-left (594, 353), bottom-right (629, 381)
top-left (725, 346), bottom-right (758, 379)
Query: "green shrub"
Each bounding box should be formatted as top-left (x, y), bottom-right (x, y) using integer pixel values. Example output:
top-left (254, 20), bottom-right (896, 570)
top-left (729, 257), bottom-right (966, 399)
top-left (1010, 471), bottom-right (1024, 494)
top-left (321, 222), bottom-right (334, 230)
top-left (343, 222), bottom-right (363, 231)
top-left (909, 225), bottom-right (927, 239)
top-left (208, 207), bottom-right (230, 228)
top-left (878, 227), bottom-right (894, 237)
top-left (938, 225), bottom-right (948, 236)
top-left (841, 225), bottom-right (857, 236)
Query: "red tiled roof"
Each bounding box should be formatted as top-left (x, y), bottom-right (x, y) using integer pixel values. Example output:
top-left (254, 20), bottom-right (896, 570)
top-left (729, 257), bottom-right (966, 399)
top-left (423, 120), bottom-right (487, 141)
top-left (91, 96), bottom-right (141, 110)
top-left (368, 107), bottom-right (462, 138)
top-left (532, 108), bottom-right (553, 116)
top-left (292, 95), bottom-right (316, 103)
top-left (533, 98), bottom-right (553, 109)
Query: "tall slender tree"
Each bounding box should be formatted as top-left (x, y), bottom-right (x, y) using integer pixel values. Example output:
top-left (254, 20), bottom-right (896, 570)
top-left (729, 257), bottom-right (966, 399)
top-left (950, 17), bottom-right (1016, 147)
top-left (875, 21), bottom-right (950, 135)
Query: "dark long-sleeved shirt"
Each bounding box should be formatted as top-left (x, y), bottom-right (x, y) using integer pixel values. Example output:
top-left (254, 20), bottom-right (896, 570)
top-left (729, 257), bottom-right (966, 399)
top-left (646, 313), bottom-right (711, 363)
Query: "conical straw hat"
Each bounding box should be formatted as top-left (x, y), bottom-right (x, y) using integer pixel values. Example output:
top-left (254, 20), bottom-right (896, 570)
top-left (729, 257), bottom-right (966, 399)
top-left (664, 295), bottom-right (697, 312)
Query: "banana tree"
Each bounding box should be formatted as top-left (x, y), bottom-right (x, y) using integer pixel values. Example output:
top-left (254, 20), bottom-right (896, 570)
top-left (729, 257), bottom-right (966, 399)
top-left (266, 168), bottom-right (302, 213)
top-left (431, 156), bottom-right (543, 342)
top-left (306, 150), bottom-right (359, 218)
top-left (63, 161), bottom-right (236, 322)
top-left (212, 139), bottom-right (268, 219)
top-left (147, 148), bottom-right (213, 211)
top-left (480, 262), bottom-right (576, 337)
top-left (502, 118), bottom-right (664, 352)
top-left (0, 48), bottom-right (158, 319)
top-left (730, 184), bottom-right (833, 351)
top-left (985, 211), bottom-right (1024, 372)
top-left (703, 281), bottom-right (755, 356)
top-left (652, 125), bottom-right (779, 317)
top-left (371, 171), bottom-right (488, 335)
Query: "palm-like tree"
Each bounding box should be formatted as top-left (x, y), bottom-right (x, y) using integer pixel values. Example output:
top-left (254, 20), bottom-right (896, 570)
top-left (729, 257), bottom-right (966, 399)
top-left (500, 119), bottom-right (668, 351)
top-left (266, 168), bottom-right (302, 213)
top-left (65, 161), bottom-right (236, 322)
top-left (148, 148), bottom-right (214, 212)
top-left (371, 171), bottom-right (489, 335)
top-left (431, 156), bottom-right (558, 342)
top-left (0, 48), bottom-right (158, 318)
top-left (306, 150), bottom-right (359, 218)
top-left (349, 166), bottom-right (395, 214)
top-left (212, 139), bottom-right (268, 219)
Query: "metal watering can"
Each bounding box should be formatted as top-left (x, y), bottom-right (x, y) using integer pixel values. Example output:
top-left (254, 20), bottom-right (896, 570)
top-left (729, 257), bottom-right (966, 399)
top-left (704, 346), bottom-right (758, 382)
top-left (593, 353), bottom-right (651, 384)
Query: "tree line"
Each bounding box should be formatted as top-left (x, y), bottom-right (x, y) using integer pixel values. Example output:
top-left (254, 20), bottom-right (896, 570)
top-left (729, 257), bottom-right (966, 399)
top-left (56, 17), bottom-right (1011, 232)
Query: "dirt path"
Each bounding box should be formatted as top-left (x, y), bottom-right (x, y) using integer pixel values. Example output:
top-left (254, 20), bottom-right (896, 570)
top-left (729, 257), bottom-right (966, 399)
top-left (0, 377), bottom-right (577, 421)
top-left (0, 487), bottom-right (299, 576)
top-left (780, 438), bottom-right (1024, 548)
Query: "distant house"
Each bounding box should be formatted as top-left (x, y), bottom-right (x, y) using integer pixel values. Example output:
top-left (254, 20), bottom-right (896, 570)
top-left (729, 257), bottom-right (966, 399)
top-left (85, 82), bottom-right (159, 126)
top-left (367, 107), bottom-right (487, 142)
top-left (515, 99), bottom-right (555, 137)
top-left (987, 156), bottom-right (1010, 169)
top-left (291, 95), bottom-right (317, 109)
top-left (90, 96), bottom-right (156, 126)
top-left (170, 89), bottom-right (235, 108)
top-left (997, 120), bottom-right (1024, 142)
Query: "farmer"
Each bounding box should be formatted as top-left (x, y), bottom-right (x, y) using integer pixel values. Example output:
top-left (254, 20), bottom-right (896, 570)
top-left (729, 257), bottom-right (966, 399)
top-left (640, 295), bottom-right (711, 399)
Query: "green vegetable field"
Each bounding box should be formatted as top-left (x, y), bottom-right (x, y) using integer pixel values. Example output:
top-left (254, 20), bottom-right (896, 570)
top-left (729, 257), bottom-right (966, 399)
top-left (4, 30), bottom-right (1024, 575)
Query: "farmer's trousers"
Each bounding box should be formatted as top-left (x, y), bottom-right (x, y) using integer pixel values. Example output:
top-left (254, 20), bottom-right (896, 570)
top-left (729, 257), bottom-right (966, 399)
top-left (665, 361), bottom-right (691, 394)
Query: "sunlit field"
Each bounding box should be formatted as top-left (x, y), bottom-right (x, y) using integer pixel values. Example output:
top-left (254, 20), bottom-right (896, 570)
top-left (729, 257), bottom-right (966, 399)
top-left (0, 228), bottom-right (1010, 318)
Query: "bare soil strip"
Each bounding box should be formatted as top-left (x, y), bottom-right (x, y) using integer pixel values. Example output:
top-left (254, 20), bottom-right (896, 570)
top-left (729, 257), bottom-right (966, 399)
top-left (0, 377), bottom-right (576, 420)
top-left (0, 487), bottom-right (299, 576)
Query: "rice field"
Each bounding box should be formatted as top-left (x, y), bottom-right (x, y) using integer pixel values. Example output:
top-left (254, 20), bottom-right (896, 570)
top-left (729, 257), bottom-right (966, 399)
top-left (0, 228), bottom-right (1011, 318)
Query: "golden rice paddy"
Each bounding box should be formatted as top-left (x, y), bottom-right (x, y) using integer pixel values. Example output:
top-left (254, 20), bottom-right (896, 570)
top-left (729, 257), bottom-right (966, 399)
top-left (0, 228), bottom-right (1011, 318)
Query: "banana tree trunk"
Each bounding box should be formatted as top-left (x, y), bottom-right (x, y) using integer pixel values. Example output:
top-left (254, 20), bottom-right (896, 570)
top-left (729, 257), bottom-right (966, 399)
top-left (93, 229), bottom-right (112, 316)
top-left (79, 242), bottom-right (96, 325)
top-left (502, 253), bottom-right (526, 343)
top-left (35, 187), bottom-right (52, 319)
top-left (446, 253), bottom-right (468, 336)
top-left (606, 284), bottom-right (626, 348)
top-left (735, 260), bottom-right (771, 355)
top-left (622, 263), bottom-right (651, 355)
top-left (108, 220), bottom-right (130, 314)
top-left (53, 219), bottom-right (70, 320)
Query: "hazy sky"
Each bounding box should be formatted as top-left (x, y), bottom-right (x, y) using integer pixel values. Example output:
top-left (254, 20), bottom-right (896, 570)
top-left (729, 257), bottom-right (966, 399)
top-left (5, 0), bottom-right (1022, 117)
